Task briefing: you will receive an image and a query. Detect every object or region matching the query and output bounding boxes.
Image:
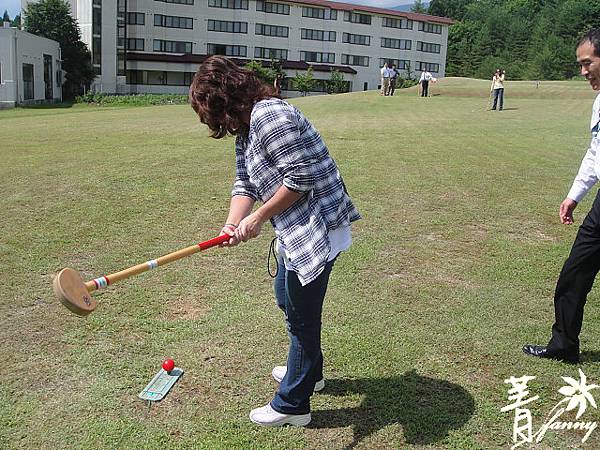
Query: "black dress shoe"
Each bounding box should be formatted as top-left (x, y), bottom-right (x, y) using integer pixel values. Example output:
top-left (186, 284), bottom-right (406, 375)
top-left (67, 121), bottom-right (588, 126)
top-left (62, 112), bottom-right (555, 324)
top-left (522, 344), bottom-right (579, 364)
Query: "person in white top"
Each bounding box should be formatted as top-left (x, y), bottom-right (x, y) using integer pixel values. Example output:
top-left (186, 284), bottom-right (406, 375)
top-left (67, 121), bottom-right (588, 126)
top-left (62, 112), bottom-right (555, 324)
top-left (419, 70), bottom-right (433, 97)
top-left (380, 62), bottom-right (391, 96)
top-left (490, 69), bottom-right (505, 111)
top-left (523, 28), bottom-right (600, 364)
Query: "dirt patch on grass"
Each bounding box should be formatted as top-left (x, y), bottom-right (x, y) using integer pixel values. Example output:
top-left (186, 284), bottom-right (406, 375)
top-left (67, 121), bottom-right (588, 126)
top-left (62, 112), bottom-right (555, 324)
top-left (163, 297), bottom-right (210, 321)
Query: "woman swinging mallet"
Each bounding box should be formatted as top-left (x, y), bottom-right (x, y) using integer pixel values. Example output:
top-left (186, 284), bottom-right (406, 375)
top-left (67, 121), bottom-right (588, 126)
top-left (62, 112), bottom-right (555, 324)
top-left (188, 56), bottom-right (361, 427)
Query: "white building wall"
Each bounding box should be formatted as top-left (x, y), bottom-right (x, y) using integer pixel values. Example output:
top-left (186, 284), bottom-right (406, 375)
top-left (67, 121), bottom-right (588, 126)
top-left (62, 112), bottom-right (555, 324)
top-left (0, 26), bottom-right (62, 107)
top-left (96, 0), bottom-right (119, 92)
top-left (119, 0), bottom-right (450, 94)
top-left (23, 0), bottom-right (451, 95)
top-left (0, 26), bottom-right (19, 107)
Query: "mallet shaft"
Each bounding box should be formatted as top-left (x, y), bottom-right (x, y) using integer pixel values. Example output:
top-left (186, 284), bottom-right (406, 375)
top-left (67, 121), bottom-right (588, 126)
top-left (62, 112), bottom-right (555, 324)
top-left (84, 234), bottom-right (230, 292)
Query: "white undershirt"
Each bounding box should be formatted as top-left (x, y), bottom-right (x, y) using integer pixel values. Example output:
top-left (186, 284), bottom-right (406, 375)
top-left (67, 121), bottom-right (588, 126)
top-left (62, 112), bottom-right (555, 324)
top-left (278, 225), bottom-right (352, 270)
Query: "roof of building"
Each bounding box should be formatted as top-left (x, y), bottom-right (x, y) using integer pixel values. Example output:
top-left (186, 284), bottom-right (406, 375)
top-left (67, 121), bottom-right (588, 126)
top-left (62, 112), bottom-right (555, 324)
top-left (286, 0), bottom-right (454, 25)
top-left (127, 52), bottom-right (358, 74)
top-left (0, 26), bottom-right (62, 48)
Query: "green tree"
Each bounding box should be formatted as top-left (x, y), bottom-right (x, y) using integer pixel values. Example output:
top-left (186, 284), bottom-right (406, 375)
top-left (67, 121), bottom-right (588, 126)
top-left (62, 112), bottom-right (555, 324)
top-left (428, 0), bottom-right (474, 20)
top-left (270, 58), bottom-right (285, 81)
top-left (244, 60), bottom-right (276, 85)
top-left (411, 0), bottom-right (427, 14)
top-left (293, 67), bottom-right (315, 96)
top-left (24, 0), bottom-right (95, 99)
top-left (11, 14), bottom-right (21, 28)
top-left (326, 70), bottom-right (347, 94)
top-left (3, 10), bottom-right (10, 22)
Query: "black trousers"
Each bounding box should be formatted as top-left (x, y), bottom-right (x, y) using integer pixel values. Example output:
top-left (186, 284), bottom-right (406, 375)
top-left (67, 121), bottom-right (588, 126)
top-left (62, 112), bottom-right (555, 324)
top-left (549, 189), bottom-right (600, 353)
top-left (421, 80), bottom-right (429, 97)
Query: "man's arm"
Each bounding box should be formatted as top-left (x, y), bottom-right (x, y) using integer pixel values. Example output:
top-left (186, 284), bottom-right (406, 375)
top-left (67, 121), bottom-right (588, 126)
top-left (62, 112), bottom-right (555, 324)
top-left (562, 145), bottom-right (598, 224)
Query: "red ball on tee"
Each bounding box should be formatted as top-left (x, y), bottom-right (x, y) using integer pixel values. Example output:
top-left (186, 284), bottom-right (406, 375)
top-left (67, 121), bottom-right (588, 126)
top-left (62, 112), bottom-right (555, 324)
top-left (162, 359), bottom-right (175, 372)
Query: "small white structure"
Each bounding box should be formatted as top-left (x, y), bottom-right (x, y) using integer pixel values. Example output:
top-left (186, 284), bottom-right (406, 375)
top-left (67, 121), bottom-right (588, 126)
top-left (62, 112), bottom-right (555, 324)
top-left (0, 22), bottom-right (62, 108)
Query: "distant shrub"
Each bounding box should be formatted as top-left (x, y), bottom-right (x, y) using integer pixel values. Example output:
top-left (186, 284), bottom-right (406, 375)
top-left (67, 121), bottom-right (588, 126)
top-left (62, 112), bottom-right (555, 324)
top-left (398, 78), bottom-right (419, 89)
top-left (75, 92), bottom-right (188, 106)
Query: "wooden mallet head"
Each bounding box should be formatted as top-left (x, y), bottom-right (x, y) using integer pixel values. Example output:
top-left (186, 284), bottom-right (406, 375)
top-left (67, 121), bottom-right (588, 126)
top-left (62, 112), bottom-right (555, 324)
top-left (53, 268), bottom-right (97, 316)
top-left (53, 234), bottom-right (230, 316)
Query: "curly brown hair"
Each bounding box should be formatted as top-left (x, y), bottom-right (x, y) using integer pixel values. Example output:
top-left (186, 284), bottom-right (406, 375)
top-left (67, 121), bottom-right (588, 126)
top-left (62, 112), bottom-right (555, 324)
top-left (189, 56), bottom-right (280, 138)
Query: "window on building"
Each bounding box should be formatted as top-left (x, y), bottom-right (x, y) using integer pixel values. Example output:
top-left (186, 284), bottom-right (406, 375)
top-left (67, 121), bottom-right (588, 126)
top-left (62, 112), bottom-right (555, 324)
top-left (417, 61), bottom-right (440, 73)
top-left (302, 6), bottom-right (337, 20)
top-left (154, 14), bottom-right (193, 29)
top-left (56, 60), bottom-right (62, 87)
top-left (127, 12), bottom-right (145, 25)
top-left (379, 58), bottom-right (410, 70)
top-left (254, 47), bottom-right (288, 60)
top-left (299, 51), bottom-right (335, 63)
top-left (92, 37), bottom-right (101, 74)
top-left (417, 41), bottom-right (441, 53)
top-left (255, 23), bottom-right (288, 37)
top-left (23, 64), bottom-right (34, 100)
top-left (208, 19), bottom-right (247, 33)
top-left (382, 17), bottom-right (413, 29)
top-left (154, 39), bottom-right (193, 53)
top-left (418, 21), bottom-right (442, 34)
top-left (341, 54), bottom-right (369, 67)
top-left (116, 0), bottom-right (126, 76)
top-left (207, 43), bottom-right (247, 56)
top-left (92, 0), bottom-right (101, 75)
top-left (381, 38), bottom-right (411, 50)
top-left (342, 33), bottom-right (370, 46)
top-left (344, 11), bottom-right (371, 25)
top-left (256, 1), bottom-right (289, 15)
top-left (127, 38), bottom-right (145, 51)
top-left (300, 29), bottom-right (336, 41)
top-left (127, 70), bottom-right (144, 84)
top-left (155, 0), bottom-right (194, 4)
top-left (208, 0), bottom-right (248, 10)
top-left (92, 7), bottom-right (102, 34)
top-left (117, 50), bottom-right (125, 76)
top-left (131, 70), bottom-right (195, 85)
top-left (43, 54), bottom-right (53, 100)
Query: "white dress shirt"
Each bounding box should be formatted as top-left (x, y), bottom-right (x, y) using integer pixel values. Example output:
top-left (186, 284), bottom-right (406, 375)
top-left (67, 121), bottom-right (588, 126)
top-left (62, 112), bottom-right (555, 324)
top-left (567, 93), bottom-right (600, 203)
top-left (419, 71), bottom-right (433, 82)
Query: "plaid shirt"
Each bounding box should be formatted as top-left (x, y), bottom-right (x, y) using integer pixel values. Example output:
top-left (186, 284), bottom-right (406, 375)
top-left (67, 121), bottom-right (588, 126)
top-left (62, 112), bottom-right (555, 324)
top-left (232, 98), bottom-right (361, 285)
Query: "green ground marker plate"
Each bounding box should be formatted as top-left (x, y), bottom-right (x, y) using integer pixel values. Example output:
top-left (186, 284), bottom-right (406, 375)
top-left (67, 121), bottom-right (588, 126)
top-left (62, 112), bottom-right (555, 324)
top-left (138, 367), bottom-right (184, 402)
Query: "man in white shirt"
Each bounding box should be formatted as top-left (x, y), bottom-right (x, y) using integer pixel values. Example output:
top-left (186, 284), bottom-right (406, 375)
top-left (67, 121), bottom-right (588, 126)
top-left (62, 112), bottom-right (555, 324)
top-left (380, 62), bottom-right (390, 96)
top-left (523, 28), bottom-right (600, 364)
top-left (419, 70), bottom-right (433, 97)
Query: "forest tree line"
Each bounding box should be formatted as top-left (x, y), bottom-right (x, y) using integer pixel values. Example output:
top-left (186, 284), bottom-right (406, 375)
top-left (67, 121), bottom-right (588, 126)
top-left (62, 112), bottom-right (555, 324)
top-left (425, 0), bottom-right (600, 80)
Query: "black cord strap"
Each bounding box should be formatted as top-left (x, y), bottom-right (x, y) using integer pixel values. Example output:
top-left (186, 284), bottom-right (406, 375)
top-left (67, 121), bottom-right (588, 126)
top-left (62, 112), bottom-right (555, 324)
top-left (267, 237), bottom-right (279, 278)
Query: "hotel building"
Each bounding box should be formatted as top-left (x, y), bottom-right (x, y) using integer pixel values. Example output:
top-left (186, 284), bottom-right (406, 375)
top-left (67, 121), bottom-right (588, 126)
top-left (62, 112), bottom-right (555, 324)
top-left (23, 0), bottom-right (452, 95)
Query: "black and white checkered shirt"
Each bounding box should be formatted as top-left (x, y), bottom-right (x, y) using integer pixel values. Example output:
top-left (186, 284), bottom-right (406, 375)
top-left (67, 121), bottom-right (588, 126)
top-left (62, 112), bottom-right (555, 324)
top-left (232, 98), bottom-right (361, 285)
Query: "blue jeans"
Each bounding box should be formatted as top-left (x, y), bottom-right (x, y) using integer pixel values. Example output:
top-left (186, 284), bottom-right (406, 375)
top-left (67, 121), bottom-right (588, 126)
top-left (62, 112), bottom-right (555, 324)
top-left (492, 88), bottom-right (504, 110)
top-left (270, 255), bottom-right (335, 414)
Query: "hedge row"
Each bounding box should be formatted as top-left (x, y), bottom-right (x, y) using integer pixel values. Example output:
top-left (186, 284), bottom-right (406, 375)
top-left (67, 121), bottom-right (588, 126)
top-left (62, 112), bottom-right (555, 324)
top-left (75, 92), bottom-right (189, 106)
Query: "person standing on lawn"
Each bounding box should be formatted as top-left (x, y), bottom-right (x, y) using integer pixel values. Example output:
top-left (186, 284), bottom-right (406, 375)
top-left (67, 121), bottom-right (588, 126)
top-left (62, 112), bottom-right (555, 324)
top-left (189, 55), bottom-right (361, 426)
top-left (523, 29), bottom-right (600, 364)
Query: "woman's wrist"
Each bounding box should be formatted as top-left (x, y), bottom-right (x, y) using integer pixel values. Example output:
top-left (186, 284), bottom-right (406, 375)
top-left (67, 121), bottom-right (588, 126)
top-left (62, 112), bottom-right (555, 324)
top-left (223, 223), bottom-right (238, 232)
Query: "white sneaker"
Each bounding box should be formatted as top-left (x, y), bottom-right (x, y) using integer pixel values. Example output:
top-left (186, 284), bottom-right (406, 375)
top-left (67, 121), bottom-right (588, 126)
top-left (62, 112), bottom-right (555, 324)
top-left (249, 403), bottom-right (311, 427)
top-left (271, 366), bottom-right (325, 392)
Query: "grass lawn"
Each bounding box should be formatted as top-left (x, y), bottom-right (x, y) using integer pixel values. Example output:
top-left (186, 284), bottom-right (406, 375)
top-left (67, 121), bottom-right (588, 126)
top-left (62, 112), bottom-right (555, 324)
top-left (1, 78), bottom-right (600, 449)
